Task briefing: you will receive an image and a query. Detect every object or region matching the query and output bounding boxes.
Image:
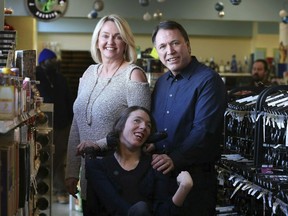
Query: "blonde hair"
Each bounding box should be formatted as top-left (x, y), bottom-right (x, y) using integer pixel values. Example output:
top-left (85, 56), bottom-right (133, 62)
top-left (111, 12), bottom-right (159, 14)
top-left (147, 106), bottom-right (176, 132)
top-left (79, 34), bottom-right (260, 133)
top-left (90, 14), bottom-right (137, 64)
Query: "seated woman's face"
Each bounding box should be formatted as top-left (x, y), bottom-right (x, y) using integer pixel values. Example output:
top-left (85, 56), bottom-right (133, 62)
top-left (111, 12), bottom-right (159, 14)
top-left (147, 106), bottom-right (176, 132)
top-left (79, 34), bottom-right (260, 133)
top-left (120, 110), bottom-right (152, 150)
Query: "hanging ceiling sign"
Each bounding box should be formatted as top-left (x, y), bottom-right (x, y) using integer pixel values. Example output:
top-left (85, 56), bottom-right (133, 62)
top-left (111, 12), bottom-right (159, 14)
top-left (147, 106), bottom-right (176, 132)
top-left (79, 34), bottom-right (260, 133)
top-left (26, 0), bottom-right (68, 22)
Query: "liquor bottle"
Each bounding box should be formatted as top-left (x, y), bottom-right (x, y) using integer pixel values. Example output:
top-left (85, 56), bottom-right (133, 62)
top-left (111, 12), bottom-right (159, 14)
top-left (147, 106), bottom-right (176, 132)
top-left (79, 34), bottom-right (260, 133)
top-left (230, 54), bottom-right (238, 73)
top-left (225, 61), bottom-right (231, 72)
top-left (219, 60), bottom-right (225, 73)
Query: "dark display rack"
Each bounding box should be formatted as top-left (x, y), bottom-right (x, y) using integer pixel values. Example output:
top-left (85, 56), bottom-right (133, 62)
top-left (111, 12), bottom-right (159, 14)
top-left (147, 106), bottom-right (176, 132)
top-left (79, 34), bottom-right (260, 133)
top-left (33, 103), bottom-right (54, 216)
top-left (218, 85), bottom-right (288, 215)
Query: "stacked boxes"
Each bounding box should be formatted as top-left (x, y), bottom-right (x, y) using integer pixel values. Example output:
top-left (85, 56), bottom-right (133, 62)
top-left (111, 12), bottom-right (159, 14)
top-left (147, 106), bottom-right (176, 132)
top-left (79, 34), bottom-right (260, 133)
top-left (0, 30), bottom-right (16, 67)
top-left (15, 50), bottom-right (36, 80)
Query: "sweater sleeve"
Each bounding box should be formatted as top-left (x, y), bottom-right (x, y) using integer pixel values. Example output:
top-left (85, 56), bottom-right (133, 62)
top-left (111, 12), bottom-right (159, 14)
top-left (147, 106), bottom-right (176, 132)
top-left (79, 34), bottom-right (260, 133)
top-left (65, 67), bottom-right (92, 179)
top-left (96, 137), bottom-right (107, 150)
top-left (65, 117), bottom-right (81, 179)
top-left (126, 65), bottom-right (151, 111)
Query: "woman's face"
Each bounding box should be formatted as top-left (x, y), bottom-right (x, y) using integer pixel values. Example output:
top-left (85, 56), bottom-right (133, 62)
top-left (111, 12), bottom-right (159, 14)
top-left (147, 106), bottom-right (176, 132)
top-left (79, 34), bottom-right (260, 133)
top-left (120, 110), bottom-right (152, 150)
top-left (97, 20), bottom-right (126, 61)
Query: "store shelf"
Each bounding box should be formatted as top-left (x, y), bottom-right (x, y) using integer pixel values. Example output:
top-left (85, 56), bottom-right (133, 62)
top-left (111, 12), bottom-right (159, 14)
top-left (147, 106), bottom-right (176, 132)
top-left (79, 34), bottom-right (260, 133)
top-left (0, 109), bottom-right (37, 134)
top-left (219, 72), bottom-right (251, 77)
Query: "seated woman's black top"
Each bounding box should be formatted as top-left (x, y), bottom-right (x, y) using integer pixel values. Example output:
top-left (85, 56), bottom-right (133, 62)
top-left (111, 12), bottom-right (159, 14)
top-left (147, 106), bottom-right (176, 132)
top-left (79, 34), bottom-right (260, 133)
top-left (85, 153), bottom-right (182, 216)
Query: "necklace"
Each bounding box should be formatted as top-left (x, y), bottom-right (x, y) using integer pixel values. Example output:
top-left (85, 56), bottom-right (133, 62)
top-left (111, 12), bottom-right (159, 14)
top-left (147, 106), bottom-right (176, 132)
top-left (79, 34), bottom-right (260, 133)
top-left (85, 60), bottom-right (124, 126)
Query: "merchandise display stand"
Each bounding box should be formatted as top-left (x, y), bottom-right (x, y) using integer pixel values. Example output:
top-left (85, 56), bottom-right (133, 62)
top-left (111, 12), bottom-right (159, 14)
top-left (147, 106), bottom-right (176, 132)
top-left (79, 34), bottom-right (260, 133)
top-left (0, 33), bottom-right (53, 214)
top-left (34, 103), bottom-right (54, 216)
top-left (217, 85), bottom-right (288, 215)
top-left (0, 99), bottom-right (54, 216)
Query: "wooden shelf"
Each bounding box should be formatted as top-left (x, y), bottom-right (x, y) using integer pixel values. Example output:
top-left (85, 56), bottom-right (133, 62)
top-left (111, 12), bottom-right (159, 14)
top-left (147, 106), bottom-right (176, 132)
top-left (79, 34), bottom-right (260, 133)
top-left (0, 110), bottom-right (36, 134)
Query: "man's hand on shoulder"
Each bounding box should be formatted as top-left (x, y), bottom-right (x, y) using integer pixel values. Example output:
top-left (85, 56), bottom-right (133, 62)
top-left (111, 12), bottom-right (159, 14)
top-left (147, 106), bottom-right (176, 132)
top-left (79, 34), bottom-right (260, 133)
top-left (151, 153), bottom-right (174, 174)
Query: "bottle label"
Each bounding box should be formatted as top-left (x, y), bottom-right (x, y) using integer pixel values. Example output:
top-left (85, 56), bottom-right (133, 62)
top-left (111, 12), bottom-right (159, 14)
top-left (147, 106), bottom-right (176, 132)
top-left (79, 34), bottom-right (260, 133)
top-left (0, 85), bottom-right (15, 119)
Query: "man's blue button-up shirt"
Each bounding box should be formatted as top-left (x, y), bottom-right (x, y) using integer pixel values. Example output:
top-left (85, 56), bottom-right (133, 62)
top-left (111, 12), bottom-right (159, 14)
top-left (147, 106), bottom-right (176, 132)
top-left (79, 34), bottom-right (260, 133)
top-left (151, 56), bottom-right (227, 170)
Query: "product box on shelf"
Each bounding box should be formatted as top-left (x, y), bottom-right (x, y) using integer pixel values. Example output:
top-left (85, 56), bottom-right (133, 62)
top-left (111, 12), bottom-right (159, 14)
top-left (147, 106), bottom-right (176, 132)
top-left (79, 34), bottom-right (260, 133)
top-left (0, 82), bottom-right (15, 120)
top-left (0, 67), bottom-right (19, 120)
top-left (15, 50), bottom-right (36, 80)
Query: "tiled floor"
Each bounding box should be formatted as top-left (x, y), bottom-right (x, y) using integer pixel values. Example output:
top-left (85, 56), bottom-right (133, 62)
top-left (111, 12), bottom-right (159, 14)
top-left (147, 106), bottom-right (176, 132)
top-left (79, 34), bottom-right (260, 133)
top-left (51, 196), bottom-right (83, 216)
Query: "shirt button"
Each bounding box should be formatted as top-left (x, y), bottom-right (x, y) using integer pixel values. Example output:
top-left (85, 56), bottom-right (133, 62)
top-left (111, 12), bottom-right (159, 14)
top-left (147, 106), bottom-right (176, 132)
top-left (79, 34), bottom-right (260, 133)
top-left (113, 170), bottom-right (119, 176)
top-left (164, 128), bottom-right (167, 131)
top-left (169, 94), bottom-right (172, 97)
top-left (166, 110), bottom-right (170, 114)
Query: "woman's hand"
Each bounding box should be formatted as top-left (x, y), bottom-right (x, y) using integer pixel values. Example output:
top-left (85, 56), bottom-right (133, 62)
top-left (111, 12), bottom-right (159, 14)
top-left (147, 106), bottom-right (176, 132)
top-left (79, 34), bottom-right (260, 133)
top-left (65, 177), bottom-right (79, 199)
top-left (151, 154), bottom-right (174, 174)
top-left (76, 140), bottom-right (100, 156)
top-left (172, 171), bottom-right (193, 206)
top-left (177, 171), bottom-right (193, 189)
top-left (143, 143), bottom-right (155, 153)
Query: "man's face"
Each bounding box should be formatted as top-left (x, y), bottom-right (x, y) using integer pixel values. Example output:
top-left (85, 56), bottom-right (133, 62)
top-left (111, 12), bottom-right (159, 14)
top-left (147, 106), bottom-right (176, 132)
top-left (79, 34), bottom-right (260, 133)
top-left (42, 58), bottom-right (58, 72)
top-left (154, 28), bottom-right (191, 75)
top-left (252, 61), bottom-right (266, 82)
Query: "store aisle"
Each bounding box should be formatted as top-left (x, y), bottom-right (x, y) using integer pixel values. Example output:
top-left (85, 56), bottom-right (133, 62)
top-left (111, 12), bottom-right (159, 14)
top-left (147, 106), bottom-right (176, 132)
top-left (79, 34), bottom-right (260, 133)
top-left (52, 203), bottom-right (82, 216)
top-left (51, 196), bottom-right (82, 216)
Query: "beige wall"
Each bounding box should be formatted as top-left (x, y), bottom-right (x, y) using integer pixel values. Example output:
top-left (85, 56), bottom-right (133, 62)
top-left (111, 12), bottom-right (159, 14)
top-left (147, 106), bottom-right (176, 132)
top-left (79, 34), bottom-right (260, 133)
top-left (37, 33), bottom-right (91, 52)
top-left (4, 15), bottom-right (280, 66)
top-left (252, 34), bottom-right (279, 58)
top-left (37, 33), bottom-right (279, 66)
top-left (6, 16), bottom-right (37, 51)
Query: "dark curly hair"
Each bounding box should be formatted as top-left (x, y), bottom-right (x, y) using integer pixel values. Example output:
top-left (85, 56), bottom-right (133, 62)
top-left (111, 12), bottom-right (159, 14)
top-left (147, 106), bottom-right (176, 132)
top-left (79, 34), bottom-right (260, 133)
top-left (106, 106), bottom-right (156, 149)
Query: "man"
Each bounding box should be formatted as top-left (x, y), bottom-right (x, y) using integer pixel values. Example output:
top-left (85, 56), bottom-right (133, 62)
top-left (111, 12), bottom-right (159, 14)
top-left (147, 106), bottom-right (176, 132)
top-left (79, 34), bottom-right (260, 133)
top-left (148, 20), bottom-right (227, 215)
top-left (228, 59), bottom-right (272, 100)
top-left (36, 48), bottom-right (73, 204)
top-left (251, 59), bottom-right (270, 87)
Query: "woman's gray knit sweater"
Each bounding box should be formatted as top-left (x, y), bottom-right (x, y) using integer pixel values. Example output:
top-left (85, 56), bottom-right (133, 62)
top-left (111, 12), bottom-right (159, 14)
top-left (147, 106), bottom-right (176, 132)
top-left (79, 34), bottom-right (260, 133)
top-left (65, 63), bottom-right (151, 199)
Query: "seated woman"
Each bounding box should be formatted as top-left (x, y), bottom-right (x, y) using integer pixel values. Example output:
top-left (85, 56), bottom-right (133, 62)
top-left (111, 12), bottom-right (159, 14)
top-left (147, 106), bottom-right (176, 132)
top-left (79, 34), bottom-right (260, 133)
top-left (85, 106), bottom-right (193, 216)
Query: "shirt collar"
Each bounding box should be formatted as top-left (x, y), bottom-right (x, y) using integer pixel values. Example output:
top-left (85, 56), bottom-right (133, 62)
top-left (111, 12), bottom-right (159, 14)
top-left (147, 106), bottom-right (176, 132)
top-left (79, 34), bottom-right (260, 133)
top-left (166, 56), bottom-right (198, 81)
